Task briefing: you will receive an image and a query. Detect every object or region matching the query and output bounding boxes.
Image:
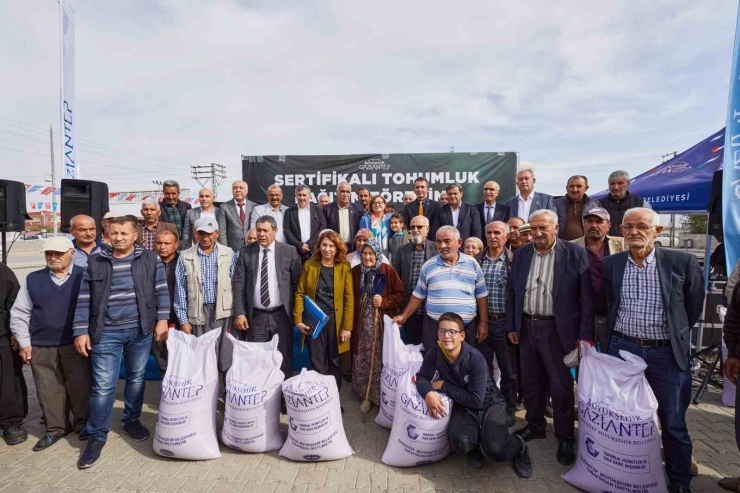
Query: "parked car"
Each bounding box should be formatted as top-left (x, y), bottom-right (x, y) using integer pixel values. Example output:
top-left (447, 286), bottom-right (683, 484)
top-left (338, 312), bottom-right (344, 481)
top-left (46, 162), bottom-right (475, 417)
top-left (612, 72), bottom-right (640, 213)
top-left (654, 232), bottom-right (680, 247)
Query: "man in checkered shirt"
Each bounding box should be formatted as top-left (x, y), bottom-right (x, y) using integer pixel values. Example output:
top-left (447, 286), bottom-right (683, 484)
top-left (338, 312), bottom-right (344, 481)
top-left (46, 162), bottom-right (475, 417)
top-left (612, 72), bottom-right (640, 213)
top-left (174, 216), bottom-right (237, 372)
top-left (604, 207), bottom-right (703, 493)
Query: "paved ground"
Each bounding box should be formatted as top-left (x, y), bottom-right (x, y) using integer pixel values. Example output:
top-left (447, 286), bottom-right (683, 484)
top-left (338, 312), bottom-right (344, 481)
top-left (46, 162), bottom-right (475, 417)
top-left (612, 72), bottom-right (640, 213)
top-left (0, 367), bottom-right (735, 493)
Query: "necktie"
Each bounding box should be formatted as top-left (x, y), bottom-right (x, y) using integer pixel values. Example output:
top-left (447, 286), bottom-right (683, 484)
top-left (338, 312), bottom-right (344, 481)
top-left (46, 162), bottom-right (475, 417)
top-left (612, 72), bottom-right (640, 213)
top-left (260, 249), bottom-right (270, 307)
top-left (238, 203), bottom-right (245, 225)
top-left (486, 205), bottom-right (493, 224)
top-left (418, 200), bottom-right (424, 217)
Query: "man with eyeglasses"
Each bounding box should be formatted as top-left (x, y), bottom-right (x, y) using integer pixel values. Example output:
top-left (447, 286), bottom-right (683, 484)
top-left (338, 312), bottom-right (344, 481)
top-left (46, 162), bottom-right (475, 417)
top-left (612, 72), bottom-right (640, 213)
top-left (392, 215), bottom-right (437, 345)
top-left (603, 207), bottom-right (702, 493)
top-left (506, 209), bottom-right (593, 467)
top-left (393, 225), bottom-right (488, 353)
top-left (416, 312), bottom-right (532, 475)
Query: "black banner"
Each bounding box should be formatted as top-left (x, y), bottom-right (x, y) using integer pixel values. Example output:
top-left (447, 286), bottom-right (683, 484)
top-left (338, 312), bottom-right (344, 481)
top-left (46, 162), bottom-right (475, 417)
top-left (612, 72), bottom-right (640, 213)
top-left (242, 152), bottom-right (517, 206)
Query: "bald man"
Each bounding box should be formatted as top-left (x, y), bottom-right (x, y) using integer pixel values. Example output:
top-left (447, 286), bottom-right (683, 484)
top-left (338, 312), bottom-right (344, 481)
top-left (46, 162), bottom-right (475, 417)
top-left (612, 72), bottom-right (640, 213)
top-left (69, 215), bottom-right (108, 267)
top-left (217, 180), bottom-right (258, 251)
top-left (182, 188), bottom-right (219, 247)
top-left (476, 181), bottom-right (511, 242)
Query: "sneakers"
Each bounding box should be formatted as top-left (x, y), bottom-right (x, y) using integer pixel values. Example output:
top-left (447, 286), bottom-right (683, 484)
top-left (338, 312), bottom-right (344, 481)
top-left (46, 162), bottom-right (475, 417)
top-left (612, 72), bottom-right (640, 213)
top-left (466, 448), bottom-right (484, 469)
top-left (122, 420), bottom-right (150, 442)
top-left (513, 441), bottom-right (533, 478)
top-left (78, 439), bottom-right (105, 469)
top-left (32, 434), bottom-right (63, 452)
top-left (2, 424), bottom-right (28, 445)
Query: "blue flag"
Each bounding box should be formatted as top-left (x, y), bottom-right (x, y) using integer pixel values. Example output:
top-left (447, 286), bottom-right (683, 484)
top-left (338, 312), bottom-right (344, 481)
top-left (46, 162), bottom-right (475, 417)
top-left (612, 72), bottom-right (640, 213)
top-left (724, 4), bottom-right (740, 276)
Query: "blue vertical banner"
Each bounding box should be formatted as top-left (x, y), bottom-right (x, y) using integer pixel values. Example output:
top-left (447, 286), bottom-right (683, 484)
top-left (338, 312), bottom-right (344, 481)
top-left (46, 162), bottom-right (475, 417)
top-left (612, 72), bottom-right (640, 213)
top-left (724, 4), bottom-right (740, 276)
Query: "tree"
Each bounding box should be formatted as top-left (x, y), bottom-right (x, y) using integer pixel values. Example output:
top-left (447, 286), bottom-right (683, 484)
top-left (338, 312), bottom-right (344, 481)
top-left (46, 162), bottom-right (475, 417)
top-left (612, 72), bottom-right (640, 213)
top-left (681, 215), bottom-right (707, 234)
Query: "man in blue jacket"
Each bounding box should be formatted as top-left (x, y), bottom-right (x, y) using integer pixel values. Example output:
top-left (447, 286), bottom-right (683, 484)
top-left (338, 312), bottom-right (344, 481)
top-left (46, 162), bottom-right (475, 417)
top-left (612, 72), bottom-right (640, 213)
top-left (416, 312), bottom-right (532, 477)
top-left (73, 216), bottom-right (170, 469)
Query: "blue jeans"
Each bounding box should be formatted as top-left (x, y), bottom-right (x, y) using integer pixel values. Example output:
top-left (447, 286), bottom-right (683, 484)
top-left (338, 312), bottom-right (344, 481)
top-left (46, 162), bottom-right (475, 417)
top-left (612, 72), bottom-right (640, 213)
top-left (608, 334), bottom-right (692, 489)
top-left (87, 326), bottom-right (153, 442)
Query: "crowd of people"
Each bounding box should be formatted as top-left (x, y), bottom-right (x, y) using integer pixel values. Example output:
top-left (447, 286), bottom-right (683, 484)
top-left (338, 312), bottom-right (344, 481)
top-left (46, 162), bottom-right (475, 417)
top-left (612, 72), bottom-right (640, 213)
top-left (0, 169), bottom-right (705, 492)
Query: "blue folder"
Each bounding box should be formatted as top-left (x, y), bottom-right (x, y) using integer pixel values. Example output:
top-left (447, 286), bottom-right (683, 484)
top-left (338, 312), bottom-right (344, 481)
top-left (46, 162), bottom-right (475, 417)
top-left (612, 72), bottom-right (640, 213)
top-left (300, 295), bottom-right (329, 350)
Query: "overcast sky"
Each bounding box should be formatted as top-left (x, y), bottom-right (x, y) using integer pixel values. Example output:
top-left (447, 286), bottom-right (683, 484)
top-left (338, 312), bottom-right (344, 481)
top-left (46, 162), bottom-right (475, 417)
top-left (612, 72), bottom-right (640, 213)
top-left (1, 0), bottom-right (736, 209)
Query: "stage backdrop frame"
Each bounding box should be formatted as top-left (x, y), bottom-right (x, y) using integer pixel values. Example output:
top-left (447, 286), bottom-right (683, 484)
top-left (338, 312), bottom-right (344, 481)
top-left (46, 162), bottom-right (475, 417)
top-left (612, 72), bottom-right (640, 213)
top-left (242, 152), bottom-right (518, 206)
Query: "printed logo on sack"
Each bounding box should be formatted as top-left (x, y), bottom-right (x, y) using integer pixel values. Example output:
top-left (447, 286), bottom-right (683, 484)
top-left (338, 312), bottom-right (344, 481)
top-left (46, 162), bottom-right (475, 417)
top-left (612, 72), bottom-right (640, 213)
top-left (303, 454), bottom-right (321, 461)
top-left (289, 417), bottom-right (298, 432)
top-left (159, 449), bottom-right (174, 457)
top-left (416, 460), bottom-right (432, 466)
top-left (585, 436), bottom-right (599, 458)
top-left (381, 391), bottom-right (388, 406)
top-left (406, 423), bottom-right (419, 441)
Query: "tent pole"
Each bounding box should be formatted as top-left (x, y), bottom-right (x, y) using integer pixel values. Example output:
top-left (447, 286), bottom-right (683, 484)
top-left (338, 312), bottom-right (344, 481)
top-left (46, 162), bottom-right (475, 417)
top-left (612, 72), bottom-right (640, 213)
top-left (695, 217), bottom-right (713, 355)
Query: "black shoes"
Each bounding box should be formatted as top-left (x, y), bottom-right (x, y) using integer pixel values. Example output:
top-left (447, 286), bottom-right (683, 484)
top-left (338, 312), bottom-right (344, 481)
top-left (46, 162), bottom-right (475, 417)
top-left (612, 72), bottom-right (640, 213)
top-left (2, 424), bottom-right (28, 445)
top-left (122, 420), bottom-right (150, 442)
top-left (78, 439), bottom-right (105, 469)
top-left (33, 434), bottom-right (64, 452)
top-left (466, 448), bottom-right (484, 469)
top-left (514, 426), bottom-right (546, 442)
top-left (513, 440), bottom-right (533, 478)
top-left (557, 441), bottom-right (576, 466)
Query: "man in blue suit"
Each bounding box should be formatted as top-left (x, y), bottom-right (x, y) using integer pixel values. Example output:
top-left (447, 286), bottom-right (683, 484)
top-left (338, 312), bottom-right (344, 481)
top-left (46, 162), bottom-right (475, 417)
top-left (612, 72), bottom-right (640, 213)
top-left (505, 170), bottom-right (555, 221)
top-left (506, 209), bottom-right (593, 467)
top-left (603, 207), bottom-right (703, 493)
top-left (476, 181), bottom-right (510, 242)
top-left (431, 184), bottom-right (482, 243)
top-left (323, 182), bottom-right (364, 252)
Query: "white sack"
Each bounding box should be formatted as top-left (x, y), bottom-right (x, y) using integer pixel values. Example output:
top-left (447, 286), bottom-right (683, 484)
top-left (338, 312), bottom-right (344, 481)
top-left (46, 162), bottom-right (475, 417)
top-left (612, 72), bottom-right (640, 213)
top-left (376, 316), bottom-right (424, 429)
top-left (153, 328), bottom-right (221, 460)
top-left (381, 372), bottom-right (452, 467)
top-left (562, 342), bottom-right (667, 493)
top-left (279, 369), bottom-right (353, 461)
top-left (221, 333), bottom-right (285, 453)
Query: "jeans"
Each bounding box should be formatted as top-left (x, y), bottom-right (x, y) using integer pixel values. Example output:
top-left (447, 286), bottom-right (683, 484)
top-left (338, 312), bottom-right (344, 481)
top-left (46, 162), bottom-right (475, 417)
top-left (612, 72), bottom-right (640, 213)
top-left (87, 326), bottom-right (153, 442)
top-left (478, 319), bottom-right (516, 406)
top-left (608, 334), bottom-right (692, 489)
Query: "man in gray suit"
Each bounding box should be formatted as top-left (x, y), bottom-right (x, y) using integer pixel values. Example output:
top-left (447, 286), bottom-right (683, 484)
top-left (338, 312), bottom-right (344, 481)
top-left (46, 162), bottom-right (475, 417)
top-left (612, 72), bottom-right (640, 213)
top-left (603, 207), bottom-right (703, 493)
top-left (217, 180), bottom-right (258, 251)
top-left (392, 215), bottom-right (437, 345)
top-left (232, 215), bottom-right (302, 382)
top-left (181, 188), bottom-right (219, 248)
top-left (250, 185), bottom-right (289, 243)
top-left (505, 170), bottom-right (556, 221)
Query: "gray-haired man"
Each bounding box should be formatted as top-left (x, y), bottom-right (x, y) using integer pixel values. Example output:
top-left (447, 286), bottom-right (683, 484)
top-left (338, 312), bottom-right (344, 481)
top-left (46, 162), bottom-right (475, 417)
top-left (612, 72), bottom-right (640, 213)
top-left (599, 170), bottom-right (652, 237)
top-left (284, 185), bottom-right (326, 262)
top-left (137, 199), bottom-right (178, 250)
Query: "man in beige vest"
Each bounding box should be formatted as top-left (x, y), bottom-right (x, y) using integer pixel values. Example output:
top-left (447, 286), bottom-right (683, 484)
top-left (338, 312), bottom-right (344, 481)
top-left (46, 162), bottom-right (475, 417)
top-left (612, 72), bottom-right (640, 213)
top-left (174, 216), bottom-right (236, 371)
top-left (571, 207), bottom-right (625, 352)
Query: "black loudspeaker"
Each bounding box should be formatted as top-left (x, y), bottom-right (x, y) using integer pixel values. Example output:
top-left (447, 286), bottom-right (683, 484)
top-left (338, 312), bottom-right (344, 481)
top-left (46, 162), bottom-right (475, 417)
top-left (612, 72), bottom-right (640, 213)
top-left (707, 170), bottom-right (723, 236)
top-left (0, 180), bottom-right (27, 232)
top-left (61, 179), bottom-right (110, 232)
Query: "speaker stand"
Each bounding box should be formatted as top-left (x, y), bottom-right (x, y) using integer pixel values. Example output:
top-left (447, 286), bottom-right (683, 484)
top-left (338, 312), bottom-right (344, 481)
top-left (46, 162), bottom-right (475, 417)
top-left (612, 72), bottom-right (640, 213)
top-left (1, 232), bottom-right (6, 265)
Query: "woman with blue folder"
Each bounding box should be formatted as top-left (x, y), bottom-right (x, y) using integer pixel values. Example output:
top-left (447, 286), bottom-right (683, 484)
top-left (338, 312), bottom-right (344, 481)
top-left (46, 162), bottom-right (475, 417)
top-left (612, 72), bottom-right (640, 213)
top-left (294, 230), bottom-right (354, 391)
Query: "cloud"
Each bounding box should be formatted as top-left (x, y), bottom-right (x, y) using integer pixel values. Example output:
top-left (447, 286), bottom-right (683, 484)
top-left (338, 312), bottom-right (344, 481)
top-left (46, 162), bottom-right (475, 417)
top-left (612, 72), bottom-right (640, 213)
top-left (0, 0), bottom-right (735, 202)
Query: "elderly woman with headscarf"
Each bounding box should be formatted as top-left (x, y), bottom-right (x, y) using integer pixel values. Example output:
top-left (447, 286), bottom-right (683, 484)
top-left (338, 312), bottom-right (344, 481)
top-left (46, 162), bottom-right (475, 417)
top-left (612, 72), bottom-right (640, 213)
top-left (350, 239), bottom-right (405, 406)
top-left (346, 228), bottom-right (390, 268)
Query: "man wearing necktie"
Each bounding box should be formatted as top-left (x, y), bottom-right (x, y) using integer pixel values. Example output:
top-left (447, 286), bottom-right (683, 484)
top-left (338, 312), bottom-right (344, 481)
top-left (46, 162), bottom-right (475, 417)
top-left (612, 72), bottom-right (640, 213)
top-left (403, 177), bottom-right (440, 229)
top-left (217, 180), bottom-right (257, 251)
top-left (476, 181), bottom-right (511, 243)
top-left (233, 216), bottom-right (302, 389)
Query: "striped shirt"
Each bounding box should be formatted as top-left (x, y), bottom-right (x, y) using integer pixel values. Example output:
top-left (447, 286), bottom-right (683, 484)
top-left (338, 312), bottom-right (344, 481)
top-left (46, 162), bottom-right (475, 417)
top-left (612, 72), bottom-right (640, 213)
top-left (174, 246), bottom-right (237, 325)
top-left (523, 242), bottom-right (556, 317)
top-left (412, 252), bottom-right (488, 323)
top-left (481, 250), bottom-right (508, 314)
top-left (73, 246), bottom-right (170, 336)
top-left (614, 249), bottom-right (669, 339)
top-left (72, 239), bottom-right (103, 267)
top-left (105, 252), bottom-right (140, 329)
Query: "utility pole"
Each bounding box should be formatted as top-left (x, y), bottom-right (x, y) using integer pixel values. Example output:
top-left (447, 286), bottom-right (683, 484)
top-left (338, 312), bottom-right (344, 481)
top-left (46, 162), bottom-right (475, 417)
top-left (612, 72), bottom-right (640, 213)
top-left (191, 163), bottom-right (227, 198)
top-left (661, 151), bottom-right (677, 162)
